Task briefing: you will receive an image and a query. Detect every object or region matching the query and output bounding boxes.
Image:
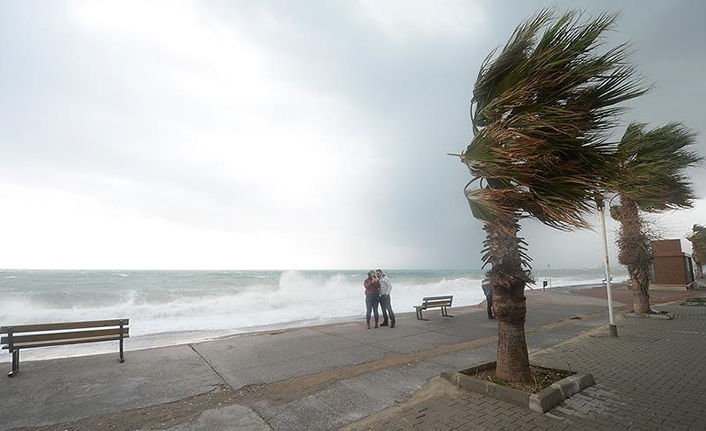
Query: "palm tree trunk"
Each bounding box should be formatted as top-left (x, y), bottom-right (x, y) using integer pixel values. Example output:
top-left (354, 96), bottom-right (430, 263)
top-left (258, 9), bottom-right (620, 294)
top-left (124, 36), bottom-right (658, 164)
top-left (629, 270), bottom-right (651, 314)
top-left (617, 198), bottom-right (652, 314)
top-left (484, 216), bottom-right (531, 383)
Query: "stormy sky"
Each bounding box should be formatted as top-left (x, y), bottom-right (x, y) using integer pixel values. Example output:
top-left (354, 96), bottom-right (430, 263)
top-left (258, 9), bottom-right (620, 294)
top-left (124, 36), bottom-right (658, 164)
top-left (1, 0), bottom-right (704, 270)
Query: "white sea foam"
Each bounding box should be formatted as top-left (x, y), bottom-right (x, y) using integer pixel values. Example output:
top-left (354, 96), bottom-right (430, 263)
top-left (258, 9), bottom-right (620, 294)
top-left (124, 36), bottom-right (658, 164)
top-left (0, 271), bottom-right (481, 334)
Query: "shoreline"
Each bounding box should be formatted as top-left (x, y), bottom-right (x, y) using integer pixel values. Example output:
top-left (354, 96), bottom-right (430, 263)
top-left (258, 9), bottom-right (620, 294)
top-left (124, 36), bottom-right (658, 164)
top-left (0, 281), bottom-right (618, 364)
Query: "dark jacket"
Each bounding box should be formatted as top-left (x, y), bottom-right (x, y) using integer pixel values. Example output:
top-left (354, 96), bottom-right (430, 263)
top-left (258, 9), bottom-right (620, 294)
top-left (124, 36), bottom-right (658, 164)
top-left (364, 277), bottom-right (381, 295)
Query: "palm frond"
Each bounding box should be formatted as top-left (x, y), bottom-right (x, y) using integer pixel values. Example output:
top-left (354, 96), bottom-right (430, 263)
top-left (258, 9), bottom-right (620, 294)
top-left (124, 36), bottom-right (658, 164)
top-left (461, 8), bottom-right (647, 235)
top-left (613, 122), bottom-right (702, 212)
top-left (465, 184), bottom-right (501, 221)
top-left (687, 224), bottom-right (706, 266)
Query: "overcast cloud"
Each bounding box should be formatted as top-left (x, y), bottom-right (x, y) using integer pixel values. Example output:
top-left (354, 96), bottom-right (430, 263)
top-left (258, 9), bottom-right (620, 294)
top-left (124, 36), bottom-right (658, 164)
top-left (1, 0), bottom-right (704, 270)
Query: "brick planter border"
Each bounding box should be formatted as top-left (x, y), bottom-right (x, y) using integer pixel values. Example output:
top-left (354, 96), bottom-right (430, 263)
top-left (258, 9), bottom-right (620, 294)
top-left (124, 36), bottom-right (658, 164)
top-left (623, 311), bottom-right (674, 320)
top-left (442, 362), bottom-right (594, 413)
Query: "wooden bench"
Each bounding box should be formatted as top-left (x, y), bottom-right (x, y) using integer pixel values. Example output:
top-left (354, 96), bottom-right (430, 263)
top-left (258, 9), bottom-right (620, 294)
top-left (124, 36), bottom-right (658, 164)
top-left (1, 318), bottom-right (129, 377)
top-left (414, 296), bottom-right (454, 320)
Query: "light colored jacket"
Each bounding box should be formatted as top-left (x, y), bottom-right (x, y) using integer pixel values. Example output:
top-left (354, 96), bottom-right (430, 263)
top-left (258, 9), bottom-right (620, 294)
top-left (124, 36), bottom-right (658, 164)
top-left (379, 275), bottom-right (392, 296)
top-left (481, 278), bottom-right (492, 296)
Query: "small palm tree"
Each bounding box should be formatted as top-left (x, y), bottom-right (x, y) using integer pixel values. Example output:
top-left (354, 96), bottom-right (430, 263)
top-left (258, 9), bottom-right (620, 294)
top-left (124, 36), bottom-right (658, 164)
top-left (687, 224), bottom-right (706, 279)
top-left (459, 9), bottom-right (645, 382)
top-left (610, 123), bottom-right (701, 313)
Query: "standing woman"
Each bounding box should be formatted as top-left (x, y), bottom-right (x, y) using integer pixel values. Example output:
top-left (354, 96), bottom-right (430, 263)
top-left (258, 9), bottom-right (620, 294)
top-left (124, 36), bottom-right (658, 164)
top-left (364, 270), bottom-right (381, 329)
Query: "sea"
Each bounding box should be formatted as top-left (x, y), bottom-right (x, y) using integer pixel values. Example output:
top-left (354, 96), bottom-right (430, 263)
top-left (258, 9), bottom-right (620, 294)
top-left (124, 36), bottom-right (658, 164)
top-left (0, 268), bottom-right (627, 361)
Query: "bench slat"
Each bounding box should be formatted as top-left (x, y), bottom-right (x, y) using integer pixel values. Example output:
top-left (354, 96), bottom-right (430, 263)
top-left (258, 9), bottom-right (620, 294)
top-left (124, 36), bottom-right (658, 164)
top-left (2, 334), bottom-right (130, 350)
top-left (2, 328), bottom-right (129, 345)
top-left (422, 296), bottom-right (453, 301)
top-left (421, 304), bottom-right (450, 309)
top-left (423, 299), bottom-right (452, 304)
top-left (422, 300), bottom-right (452, 307)
top-left (1, 319), bottom-right (129, 334)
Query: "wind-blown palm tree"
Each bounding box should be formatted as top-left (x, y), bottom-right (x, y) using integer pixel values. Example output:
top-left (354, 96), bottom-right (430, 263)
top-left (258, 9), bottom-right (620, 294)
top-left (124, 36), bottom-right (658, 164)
top-left (609, 123), bottom-right (701, 314)
top-left (687, 224), bottom-right (706, 279)
top-left (459, 10), bottom-right (645, 382)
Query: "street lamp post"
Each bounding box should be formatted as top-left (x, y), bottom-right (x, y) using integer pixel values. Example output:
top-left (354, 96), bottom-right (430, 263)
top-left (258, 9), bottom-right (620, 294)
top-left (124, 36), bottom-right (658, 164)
top-left (597, 199), bottom-right (618, 337)
top-left (548, 264), bottom-right (552, 290)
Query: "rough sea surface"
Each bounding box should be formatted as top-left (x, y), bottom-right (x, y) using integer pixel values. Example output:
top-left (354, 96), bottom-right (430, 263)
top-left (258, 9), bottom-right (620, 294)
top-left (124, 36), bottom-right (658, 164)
top-left (0, 268), bottom-right (627, 360)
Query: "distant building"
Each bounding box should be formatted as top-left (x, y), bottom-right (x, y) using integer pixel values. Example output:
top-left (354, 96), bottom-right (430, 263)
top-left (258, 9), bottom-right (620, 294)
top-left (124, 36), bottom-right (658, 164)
top-left (650, 239), bottom-right (695, 289)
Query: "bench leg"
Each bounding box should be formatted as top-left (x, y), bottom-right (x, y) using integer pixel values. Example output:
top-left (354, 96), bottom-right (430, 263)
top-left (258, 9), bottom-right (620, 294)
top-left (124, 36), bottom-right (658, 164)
top-left (8, 350), bottom-right (19, 377)
top-left (441, 307), bottom-right (454, 318)
top-left (417, 308), bottom-right (429, 321)
top-left (119, 321), bottom-right (126, 363)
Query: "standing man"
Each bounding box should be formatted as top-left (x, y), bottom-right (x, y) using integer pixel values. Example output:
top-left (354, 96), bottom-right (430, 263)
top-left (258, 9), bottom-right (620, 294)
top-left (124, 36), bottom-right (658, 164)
top-left (376, 269), bottom-right (396, 328)
top-left (482, 278), bottom-right (494, 319)
top-left (364, 270), bottom-right (381, 329)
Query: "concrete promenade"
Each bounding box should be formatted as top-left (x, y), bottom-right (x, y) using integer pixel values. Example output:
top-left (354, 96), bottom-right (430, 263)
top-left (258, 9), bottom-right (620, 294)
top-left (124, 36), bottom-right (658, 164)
top-left (0, 285), bottom-right (703, 430)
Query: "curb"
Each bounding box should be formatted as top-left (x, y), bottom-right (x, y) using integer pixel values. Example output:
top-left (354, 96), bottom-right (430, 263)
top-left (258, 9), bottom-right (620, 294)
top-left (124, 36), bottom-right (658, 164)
top-left (529, 372), bottom-right (594, 413)
top-left (622, 312), bottom-right (674, 320)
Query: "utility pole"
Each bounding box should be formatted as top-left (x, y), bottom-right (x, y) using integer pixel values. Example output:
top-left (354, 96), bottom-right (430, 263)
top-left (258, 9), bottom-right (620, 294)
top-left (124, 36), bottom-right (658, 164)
top-left (597, 199), bottom-right (618, 337)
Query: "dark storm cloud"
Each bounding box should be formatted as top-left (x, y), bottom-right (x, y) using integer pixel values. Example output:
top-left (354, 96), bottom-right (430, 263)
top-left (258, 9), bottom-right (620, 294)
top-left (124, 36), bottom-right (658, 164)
top-left (0, 0), bottom-right (703, 269)
top-left (203, 0), bottom-right (706, 268)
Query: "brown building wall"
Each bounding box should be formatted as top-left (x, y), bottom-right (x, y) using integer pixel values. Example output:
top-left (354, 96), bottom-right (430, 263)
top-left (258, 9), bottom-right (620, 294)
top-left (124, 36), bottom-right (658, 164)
top-left (652, 239), bottom-right (682, 257)
top-left (651, 239), bottom-right (693, 287)
top-left (652, 256), bottom-right (688, 285)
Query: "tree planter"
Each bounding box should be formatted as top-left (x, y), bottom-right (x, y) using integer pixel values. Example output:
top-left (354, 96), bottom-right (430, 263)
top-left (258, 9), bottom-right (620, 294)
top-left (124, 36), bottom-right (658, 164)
top-left (442, 362), bottom-right (594, 413)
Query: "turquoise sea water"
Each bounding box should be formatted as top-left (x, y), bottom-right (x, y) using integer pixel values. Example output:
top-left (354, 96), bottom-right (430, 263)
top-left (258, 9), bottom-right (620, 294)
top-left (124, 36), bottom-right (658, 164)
top-left (0, 268), bottom-right (627, 359)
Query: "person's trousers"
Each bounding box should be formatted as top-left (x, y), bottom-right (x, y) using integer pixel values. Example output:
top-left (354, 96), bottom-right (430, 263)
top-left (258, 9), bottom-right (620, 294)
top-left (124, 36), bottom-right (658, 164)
top-left (486, 294), bottom-right (493, 318)
top-left (365, 293), bottom-right (380, 326)
top-left (380, 294), bottom-right (395, 324)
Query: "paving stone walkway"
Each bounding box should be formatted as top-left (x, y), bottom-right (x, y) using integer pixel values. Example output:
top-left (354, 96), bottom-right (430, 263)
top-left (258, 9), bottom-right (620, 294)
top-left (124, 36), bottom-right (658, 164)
top-left (346, 302), bottom-right (706, 430)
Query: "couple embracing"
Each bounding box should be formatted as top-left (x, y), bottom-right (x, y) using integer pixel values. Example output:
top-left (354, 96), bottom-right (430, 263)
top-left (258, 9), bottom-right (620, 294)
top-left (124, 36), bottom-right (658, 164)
top-left (363, 269), bottom-right (396, 329)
